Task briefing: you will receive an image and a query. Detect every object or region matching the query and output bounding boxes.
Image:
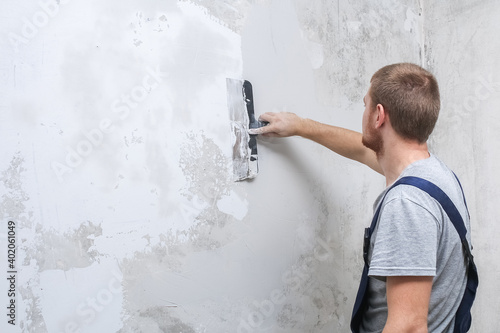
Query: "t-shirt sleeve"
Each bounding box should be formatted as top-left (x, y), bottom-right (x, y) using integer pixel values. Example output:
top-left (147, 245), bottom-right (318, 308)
top-left (368, 196), bottom-right (439, 277)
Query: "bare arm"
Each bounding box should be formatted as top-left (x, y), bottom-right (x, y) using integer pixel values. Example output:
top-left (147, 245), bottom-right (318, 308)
top-left (249, 112), bottom-right (383, 174)
top-left (383, 276), bottom-right (433, 333)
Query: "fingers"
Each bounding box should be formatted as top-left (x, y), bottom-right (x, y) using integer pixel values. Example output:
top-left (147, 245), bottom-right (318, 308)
top-left (248, 111), bottom-right (298, 137)
top-left (248, 123), bottom-right (274, 135)
top-left (261, 132), bottom-right (279, 138)
top-left (248, 112), bottom-right (276, 135)
top-left (257, 112), bottom-right (275, 123)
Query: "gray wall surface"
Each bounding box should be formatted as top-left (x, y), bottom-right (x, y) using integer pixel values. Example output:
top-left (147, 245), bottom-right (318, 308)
top-left (0, 0), bottom-right (497, 332)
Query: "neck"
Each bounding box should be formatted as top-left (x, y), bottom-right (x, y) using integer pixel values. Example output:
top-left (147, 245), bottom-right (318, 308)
top-left (377, 137), bottom-right (430, 186)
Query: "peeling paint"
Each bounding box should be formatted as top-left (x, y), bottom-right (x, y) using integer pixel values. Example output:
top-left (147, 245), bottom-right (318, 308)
top-left (183, 0), bottom-right (252, 34)
top-left (179, 132), bottom-right (231, 207)
top-left (24, 221), bottom-right (102, 272)
top-left (118, 306), bottom-right (196, 333)
top-left (0, 154), bottom-right (29, 220)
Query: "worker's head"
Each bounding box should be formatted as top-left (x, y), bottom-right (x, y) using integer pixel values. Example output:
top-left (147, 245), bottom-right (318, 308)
top-left (368, 63), bottom-right (441, 144)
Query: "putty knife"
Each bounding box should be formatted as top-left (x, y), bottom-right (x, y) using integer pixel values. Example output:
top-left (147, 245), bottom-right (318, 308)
top-left (226, 78), bottom-right (268, 181)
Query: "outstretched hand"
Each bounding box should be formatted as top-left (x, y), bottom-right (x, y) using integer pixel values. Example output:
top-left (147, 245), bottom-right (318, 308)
top-left (248, 111), bottom-right (383, 174)
top-left (248, 112), bottom-right (304, 137)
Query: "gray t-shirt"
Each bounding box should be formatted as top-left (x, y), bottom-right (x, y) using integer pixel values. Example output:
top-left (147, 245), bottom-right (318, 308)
top-left (360, 154), bottom-right (470, 333)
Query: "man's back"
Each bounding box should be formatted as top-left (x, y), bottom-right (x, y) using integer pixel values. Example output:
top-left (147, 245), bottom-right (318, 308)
top-left (361, 154), bottom-right (470, 332)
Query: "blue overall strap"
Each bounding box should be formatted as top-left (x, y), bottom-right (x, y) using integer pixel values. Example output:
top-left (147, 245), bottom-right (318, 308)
top-left (350, 176), bottom-right (478, 333)
top-left (350, 176), bottom-right (410, 332)
top-left (395, 177), bottom-right (478, 333)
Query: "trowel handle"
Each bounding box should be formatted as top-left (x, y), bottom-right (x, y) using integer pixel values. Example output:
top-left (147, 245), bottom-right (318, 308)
top-left (249, 120), bottom-right (269, 133)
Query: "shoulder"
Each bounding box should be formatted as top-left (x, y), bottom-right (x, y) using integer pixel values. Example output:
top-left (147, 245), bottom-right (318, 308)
top-left (378, 154), bottom-right (469, 231)
top-left (397, 155), bottom-right (467, 214)
top-left (385, 183), bottom-right (440, 209)
top-left (380, 187), bottom-right (442, 228)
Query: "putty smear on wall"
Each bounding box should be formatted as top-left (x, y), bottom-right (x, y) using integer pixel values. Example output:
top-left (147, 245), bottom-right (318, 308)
top-left (1, 0), bottom-right (251, 332)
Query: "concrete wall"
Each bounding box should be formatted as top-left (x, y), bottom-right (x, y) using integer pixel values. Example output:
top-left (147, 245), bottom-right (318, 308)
top-left (0, 0), bottom-right (495, 332)
top-left (424, 1), bottom-right (500, 332)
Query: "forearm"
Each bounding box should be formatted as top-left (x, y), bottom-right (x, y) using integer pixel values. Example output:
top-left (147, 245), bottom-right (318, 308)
top-left (383, 320), bottom-right (428, 333)
top-left (252, 112), bottom-right (383, 174)
top-left (383, 276), bottom-right (432, 333)
top-left (298, 118), bottom-right (383, 174)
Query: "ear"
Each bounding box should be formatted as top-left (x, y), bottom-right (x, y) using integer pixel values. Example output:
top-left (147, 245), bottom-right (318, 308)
top-left (374, 104), bottom-right (388, 129)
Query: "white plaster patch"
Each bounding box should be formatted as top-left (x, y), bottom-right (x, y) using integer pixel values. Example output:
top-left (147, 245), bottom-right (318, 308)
top-left (91, 221), bottom-right (151, 259)
top-left (216, 190), bottom-right (248, 221)
top-left (39, 260), bottom-right (123, 333)
top-left (404, 7), bottom-right (423, 43)
top-left (304, 39), bottom-right (324, 69)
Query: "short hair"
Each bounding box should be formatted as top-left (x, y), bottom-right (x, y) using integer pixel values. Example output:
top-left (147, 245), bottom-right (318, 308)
top-left (369, 63), bottom-right (440, 143)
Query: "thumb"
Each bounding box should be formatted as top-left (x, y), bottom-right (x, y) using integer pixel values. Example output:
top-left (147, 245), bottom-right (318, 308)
top-left (248, 121), bottom-right (271, 135)
top-left (248, 127), bottom-right (266, 135)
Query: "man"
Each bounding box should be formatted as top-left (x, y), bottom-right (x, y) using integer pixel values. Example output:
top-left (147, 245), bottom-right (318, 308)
top-left (249, 63), bottom-right (471, 332)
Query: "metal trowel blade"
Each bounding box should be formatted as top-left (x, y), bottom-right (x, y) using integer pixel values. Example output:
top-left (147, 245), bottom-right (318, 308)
top-left (226, 78), bottom-right (259, 181)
